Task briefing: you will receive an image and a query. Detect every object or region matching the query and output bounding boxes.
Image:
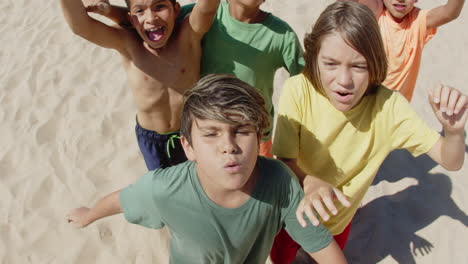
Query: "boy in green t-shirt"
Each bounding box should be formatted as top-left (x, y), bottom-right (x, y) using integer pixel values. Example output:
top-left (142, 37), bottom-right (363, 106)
top-left (67, 74), bottom-right (347, 263)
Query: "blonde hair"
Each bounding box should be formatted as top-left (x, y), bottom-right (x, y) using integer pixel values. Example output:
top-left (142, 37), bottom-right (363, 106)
top-left (180, 74), bottom-right (270, 144)
top-left (303, 1), bottom-right (387, 93)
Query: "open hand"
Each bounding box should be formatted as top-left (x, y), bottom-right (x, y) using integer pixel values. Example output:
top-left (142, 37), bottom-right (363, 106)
top-left (82, 0), bottom-right (110, 15)
top-left (67, 207), bottom-right (92, 228)
top-left (428, 84), bottom-right (467, 134)
top-left (296, 176), bottom-right (351, 227)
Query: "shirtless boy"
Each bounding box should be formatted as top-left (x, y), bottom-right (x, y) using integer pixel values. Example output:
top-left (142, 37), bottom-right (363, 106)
top-left (60, 0), bottom-right (219, 169)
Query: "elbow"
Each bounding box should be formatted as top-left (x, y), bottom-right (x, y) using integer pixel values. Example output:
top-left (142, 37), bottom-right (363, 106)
top-left (441, 160), bottom-right (464, 171)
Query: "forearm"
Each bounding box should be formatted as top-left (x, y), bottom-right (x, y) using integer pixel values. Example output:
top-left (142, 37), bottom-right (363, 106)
top-left (445, 0), bottom-right (464, 19)
top-left (440, 130), bottom-right (465, 170)
top-left (86, 191), bottom-right (123, 225)
top-left (308, 240), bottom-right (348, 264)
top-left (60, 0), bottom-right (93, 34)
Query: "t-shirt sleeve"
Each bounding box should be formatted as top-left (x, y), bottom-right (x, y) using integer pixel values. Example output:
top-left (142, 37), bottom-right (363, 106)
top-left (281, 166), bottom-right (333, 253)
top-left (120, 171), bottom-right (164, 229)
top-left (273, 77), bottom-right (303, 158)
top-left (281, 30), bottom-right (305, 76)
top-left (418, 9), bottom-right (437, 44)
top-left (389, 93), bottom-right (440, 156)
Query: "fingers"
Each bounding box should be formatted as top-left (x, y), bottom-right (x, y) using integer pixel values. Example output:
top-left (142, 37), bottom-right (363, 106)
top-left (453, 92), bottom-right (467, 115)
top-left (333, 188), bottom-right (351, 208)
top-left (296, 188), bottom-right (351, 228)
top-left (429, 84), bottom-right (467, 116)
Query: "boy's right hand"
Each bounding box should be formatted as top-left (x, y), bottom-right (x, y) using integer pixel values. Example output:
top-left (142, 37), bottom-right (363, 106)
top-left (83, 0), bottom-right (110, 15)
top-left (296, 176), bottom-right (351, 227)
top-left (67, 207), bottom-right (92, 228)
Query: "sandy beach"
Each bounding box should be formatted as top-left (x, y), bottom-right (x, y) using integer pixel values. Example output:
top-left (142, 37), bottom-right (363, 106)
top-left (0, 0), bottom-right (466, 263)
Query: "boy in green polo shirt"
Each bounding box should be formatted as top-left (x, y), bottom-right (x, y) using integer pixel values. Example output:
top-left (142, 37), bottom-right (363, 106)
top-left (67, 74), bottom-right (346, 263)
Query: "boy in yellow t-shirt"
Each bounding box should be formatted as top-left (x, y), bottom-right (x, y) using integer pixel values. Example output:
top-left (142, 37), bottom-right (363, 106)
top-left (356, 0), bottom-right (465, 101)
top-left (273, 2), bottom-right (467, 261)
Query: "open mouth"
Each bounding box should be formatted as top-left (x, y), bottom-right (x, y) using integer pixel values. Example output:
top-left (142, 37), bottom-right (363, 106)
top-left (224, 162), bottom-right (242, 173)
top-left (335, 91), bottom-right (353, 102)
top-left (145, 26), bottom-right (164, 42)
top-left (393, 4), bottom-right (406, 12)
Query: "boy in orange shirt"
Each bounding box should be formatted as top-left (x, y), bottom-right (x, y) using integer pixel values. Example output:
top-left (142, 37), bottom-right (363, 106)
top-left (357, 0), bottom-right (464, 101)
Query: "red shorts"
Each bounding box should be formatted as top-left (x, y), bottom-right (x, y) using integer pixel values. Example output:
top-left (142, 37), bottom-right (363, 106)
top-left (270, 222), bottom-right (352, 263)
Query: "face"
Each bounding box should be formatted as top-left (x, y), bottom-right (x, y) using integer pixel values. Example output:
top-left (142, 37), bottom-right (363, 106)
top-left (128, 0), bottom-right (179, 50)
top-left (317, 32), bottom-right (370, 112)
top-left (229, 0), bottom-right (265, 8)
top-left (383, 0), bottom-right (417, 22)
top-left (181, 118), bottom-right (260, 194)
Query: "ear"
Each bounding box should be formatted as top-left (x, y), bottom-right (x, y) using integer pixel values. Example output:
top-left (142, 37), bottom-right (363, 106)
top-left (174, 2), bottom-right (181, 16)
top-left (180, 136), bottom-right (196, 161)
top-left (127, 12), bottom-right (135, 27)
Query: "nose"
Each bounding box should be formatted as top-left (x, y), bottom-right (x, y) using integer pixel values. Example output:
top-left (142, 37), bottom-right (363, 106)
top-left (336, 66), bottom-right (353, 88)
top-left (220, 134), bottom-right (239, 154)
top-left (144, 10), bottom-right (159, 23)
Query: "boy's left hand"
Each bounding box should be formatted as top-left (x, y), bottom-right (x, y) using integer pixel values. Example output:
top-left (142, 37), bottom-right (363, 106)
top-left (429, 84), bottom-right (467, 133)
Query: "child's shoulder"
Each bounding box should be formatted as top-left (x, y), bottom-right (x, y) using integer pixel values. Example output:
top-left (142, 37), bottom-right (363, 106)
top-left (263, 12), bottom-right (297, 34)
top-left (258, 157), bottom-right (295, 181)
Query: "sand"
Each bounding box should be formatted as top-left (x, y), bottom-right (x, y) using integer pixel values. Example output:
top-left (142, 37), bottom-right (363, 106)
top-left (0, 0), bottom-right (466, 263)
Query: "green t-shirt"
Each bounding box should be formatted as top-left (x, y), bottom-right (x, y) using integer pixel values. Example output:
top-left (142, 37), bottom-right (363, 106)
top-left (181, 1), bottom-right (305, 138)
top-left (120, 157), bottom-right (332, 263)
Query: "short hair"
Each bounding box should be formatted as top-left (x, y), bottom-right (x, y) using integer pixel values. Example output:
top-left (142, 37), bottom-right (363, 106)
top-left (125, 0), bottom-right (176, 8)
top-left (180, 74), bottom-right (270, 145)
top-left (303, 1), bottom-right (387, 94)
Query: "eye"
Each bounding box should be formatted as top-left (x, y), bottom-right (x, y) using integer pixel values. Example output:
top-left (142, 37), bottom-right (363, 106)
top-left (323, 61), bottom-right (338, 67)
top-left (133, 9), bottom-right (144, 15)
top-left (235, 129), bottom-right (253, 135)
top-left (153, 4), bottom-right (168, 11)
top-left (352, 65), bottom-right (368, 71)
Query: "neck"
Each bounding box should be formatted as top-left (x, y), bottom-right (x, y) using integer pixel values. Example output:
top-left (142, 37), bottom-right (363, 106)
top-left (197, 165), bottom-right (259, 208)
top-left (228, 1), bottom-right (266, 23)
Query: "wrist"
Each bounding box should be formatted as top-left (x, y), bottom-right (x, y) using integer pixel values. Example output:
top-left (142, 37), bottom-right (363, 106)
top-left (443, 128), bottom-right (465, 137)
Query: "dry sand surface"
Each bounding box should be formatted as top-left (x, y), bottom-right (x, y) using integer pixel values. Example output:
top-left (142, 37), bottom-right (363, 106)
top-left (0, 0), bottom-right (467, 263)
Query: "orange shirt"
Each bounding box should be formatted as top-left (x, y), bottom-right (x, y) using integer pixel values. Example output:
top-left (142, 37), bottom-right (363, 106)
top-left (378, 8), bottom-right (437, 101)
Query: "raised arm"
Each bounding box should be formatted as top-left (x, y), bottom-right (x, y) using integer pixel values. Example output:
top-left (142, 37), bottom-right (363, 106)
top-left (278, 157), bottom-right (351, 227)
top-left (83, 0), bottom-right (133, 28)
top-left (60, 0), bottom-right (127, 52)
top-left (67, 190), bottom-right (123, 228)
top-left (426, 84), bottom-right (467, 170)
top-left (426, 0), bottom-right (465, 28)
top-left (189, 0), bottom-right (220, 37)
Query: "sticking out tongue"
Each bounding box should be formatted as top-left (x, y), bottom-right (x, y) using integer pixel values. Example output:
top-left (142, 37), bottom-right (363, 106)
top-left (147, 28), bottom-right (164, 41)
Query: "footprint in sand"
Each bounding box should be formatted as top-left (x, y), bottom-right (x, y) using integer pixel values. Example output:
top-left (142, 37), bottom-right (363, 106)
top-left (97, 223), bottom-right (113, 245)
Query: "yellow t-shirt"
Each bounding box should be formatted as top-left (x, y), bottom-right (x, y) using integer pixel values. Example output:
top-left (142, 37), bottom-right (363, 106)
top-left (379, 8), bottom-right (437, 101)
top-left (273, 74), bottom-right (440, 234)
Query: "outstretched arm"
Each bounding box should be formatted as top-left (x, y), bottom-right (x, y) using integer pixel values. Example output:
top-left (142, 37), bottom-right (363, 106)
top-left (426, 84), bottom-right (467, 170)
top-left (308, 241), bottom-right (348, 264)
top-left (189, 0), bottom-right (220, 37)
top-left (278, 157), bottom-right (351, 227)
top-left (67, 190), bottom-right (123, 228)
top-left (60, 0), bottom-right (127, 52)
top-left (426, 0), bottom-right (465, 28)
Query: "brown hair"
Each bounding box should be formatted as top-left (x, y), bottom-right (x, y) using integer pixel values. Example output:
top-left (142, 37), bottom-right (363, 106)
top-left (303, 1), bottom-right (387, 93)
top-left (180, 74), bottom-right (270, 145)
top-left (125, 0), bottom-right (176, 8)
